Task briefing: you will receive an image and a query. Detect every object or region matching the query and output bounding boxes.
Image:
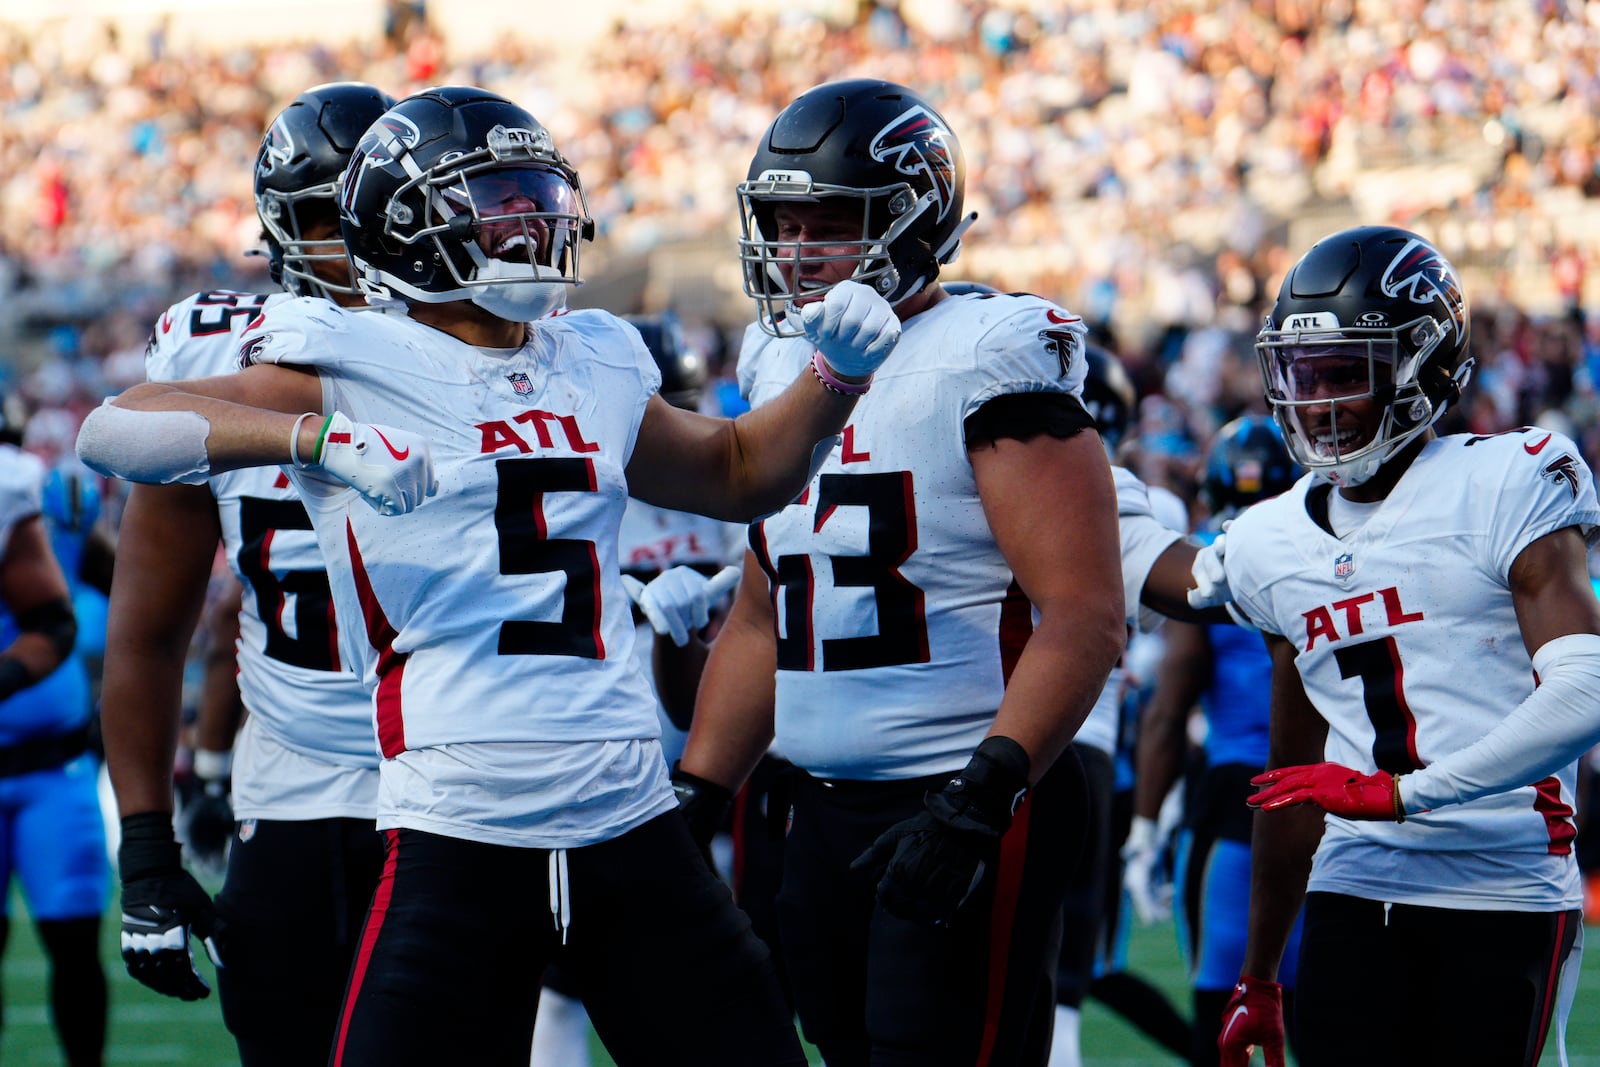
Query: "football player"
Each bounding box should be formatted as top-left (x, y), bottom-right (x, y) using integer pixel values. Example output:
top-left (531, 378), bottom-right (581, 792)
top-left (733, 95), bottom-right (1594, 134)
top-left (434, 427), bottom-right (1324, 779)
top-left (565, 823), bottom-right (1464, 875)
top-left (673, 80), bottom-right (1129, 1067)
top-left (79, 85), bottom-right (890, 1066)
top-left (1127, 414), bottom-right (1307, 1067)
top-left (1188, 227), bottom-right (1600, 1066)
top-left (531, 313), bottom-right (740, 1067)
top-left (0, 439), bottom-right (93, 1066)
top-left (96, 82), bottom-right (396, 1066)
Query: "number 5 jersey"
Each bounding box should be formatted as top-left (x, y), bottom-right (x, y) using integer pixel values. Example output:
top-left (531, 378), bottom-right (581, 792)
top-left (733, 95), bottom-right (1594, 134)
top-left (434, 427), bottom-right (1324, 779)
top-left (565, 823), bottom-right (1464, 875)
top-left (1223, 428), bottom-right (1600, 910)
top-left (237, 297), bottom-right (673, 848)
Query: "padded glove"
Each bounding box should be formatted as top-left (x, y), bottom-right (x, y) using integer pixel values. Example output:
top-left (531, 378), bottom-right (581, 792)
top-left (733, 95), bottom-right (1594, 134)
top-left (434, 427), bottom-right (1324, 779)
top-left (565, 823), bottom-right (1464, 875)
top-left (798, 280), bottom-right (902, 380)
top-left (1249, 762), bottom-right (1406, 821)
top-left (1187, 521), bottom-right (1232, 610)
top-left (1217, 975), bottom-right (1285, 1067)
top-left (850, 736), bottom-right (1030, 927)
top-left (303, 411), bottom-right (438, 517)
top-left (118, 812), bottom-right (224, 1001)
top-left (621, 565), bottom-right (741, 647)
top-left (671, 765), bottom-right (734, 871)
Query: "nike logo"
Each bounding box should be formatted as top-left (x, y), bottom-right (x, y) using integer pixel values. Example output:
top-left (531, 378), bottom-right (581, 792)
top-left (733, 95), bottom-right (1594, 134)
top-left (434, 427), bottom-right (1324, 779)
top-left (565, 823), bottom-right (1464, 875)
top-left (1221, 1004), bottom-right (1249, 1041)
top-left (160, 311), bottom-right (174, 334)
top-left (1525, 433), bottom-right (1552, 455)
top-left (1045, 308), bottom-right (1081, 325)
top-left (372, 427), bottom-right (410, 461)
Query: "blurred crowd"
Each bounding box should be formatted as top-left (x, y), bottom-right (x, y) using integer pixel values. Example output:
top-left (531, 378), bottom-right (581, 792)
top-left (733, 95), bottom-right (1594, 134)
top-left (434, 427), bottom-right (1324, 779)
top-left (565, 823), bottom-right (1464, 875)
top-left (4, 0), bottom-right (1600, 528)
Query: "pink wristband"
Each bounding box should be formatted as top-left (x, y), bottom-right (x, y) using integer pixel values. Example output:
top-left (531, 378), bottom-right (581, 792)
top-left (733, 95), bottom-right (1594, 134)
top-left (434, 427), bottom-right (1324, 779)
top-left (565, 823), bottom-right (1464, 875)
top-left (810, 351), bottom-right (872, 396)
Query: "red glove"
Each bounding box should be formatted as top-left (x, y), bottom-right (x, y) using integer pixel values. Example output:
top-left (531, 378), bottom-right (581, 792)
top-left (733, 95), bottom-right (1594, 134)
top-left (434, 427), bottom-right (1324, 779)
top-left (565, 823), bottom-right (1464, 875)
top-left (1218, 975), bottom-right (1285, 1067)
top-left (1248, 762), bottom-right (1405, 821)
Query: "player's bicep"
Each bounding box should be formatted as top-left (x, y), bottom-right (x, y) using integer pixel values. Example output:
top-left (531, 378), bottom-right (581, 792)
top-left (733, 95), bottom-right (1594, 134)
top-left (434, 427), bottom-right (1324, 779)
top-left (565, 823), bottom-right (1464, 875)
top-left (1509, 525), bottom-right (1600, 656)
top-left (0, 516), bottom-right (70, 616)
top-left (1266, 632), bottom-right (1327, 768)
top-left (971, 429), bottom-right (1122, 622)
top-left (625, 395), bottom-right (734, 512)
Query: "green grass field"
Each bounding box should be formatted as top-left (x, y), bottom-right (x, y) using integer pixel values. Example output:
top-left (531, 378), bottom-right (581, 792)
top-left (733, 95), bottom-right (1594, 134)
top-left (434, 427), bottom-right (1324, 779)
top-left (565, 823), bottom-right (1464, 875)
top-left (0, 901), bottom-right (1593, 1066)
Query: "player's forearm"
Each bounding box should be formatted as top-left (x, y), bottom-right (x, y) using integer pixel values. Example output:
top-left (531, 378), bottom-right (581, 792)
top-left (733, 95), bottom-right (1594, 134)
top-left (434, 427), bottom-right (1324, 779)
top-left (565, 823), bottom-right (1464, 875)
top-left (1402, 632), bottom-right (1600, 812)
top-left (990, 605), bottom-right (1125, 783)
top-left (78, 386), bottom-right (317, 483)
top-left (724, 373), bottom-right (856, 518)
top-left (679, 613), bottom-right (777, 791)
top-left (101, 649), bottom-right (188, 816)
top-left (1241, 803), bottom-right (1323, 979)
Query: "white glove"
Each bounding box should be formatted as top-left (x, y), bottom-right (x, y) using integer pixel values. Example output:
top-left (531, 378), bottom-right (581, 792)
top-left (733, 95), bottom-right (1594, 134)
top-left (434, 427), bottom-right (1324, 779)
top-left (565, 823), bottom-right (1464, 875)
top-left (305, 411), bottom-right (438, 517)
top-left (1186, 522), bottom-right (1232, 610)
top-left (798, 279), bottom-right (901, 378)
top-left (1120, 815), bottom-right (1170, 925)
top-left (621, 564), bottom-right (741, 647)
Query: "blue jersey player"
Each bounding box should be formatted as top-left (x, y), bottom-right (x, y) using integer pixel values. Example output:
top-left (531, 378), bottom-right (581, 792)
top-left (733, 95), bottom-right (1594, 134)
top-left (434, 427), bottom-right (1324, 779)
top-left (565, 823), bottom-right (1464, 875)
top-left (1128, 415), bottom-right (1305, 1066)
top-left (0, 444), bottom-right (97, 1065)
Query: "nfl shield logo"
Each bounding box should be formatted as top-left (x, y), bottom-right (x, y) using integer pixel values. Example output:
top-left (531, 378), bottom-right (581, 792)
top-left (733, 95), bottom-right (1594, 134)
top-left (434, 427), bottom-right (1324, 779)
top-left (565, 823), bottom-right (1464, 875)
top-left (507, 372), bottom-right (534, 396)
top-left (1334, 552), bottom-right (1355, 580)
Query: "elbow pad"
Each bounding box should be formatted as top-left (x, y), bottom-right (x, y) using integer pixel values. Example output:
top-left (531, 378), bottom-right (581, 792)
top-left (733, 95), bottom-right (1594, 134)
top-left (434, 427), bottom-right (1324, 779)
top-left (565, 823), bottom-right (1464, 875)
top-left (17, 598), bottom-right (77, 660)
top-left (76, 401), bottom-right (212, 486)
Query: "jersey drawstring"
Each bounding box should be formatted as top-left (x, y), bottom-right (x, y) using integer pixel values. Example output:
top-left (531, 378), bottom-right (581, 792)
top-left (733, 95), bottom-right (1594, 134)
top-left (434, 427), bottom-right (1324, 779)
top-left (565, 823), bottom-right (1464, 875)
top-left (548, 848), bottom-right (571, 945)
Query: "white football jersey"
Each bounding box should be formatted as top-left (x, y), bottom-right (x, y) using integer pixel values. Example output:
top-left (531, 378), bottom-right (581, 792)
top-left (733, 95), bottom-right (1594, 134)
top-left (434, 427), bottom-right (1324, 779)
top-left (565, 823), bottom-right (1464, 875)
top-left (1225, 429), bottom-right (1600, 909)
top-left (239, 298), bottom-right (674, 846)
top-left (145, 289), bottom-right (378, 819)
top-left (1077, 467), bottom-right (1186, 756)
top-left (741, 291), bottom-right (1091, 779)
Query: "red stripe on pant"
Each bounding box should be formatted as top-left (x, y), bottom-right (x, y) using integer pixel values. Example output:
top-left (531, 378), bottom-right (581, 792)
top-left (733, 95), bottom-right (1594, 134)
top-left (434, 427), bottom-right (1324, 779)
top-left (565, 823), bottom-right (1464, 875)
top-left (975, 795), bottom-right (1033, 1066)
top-left (331, 827), bottom-right (400, 1067)
top-left (1528, 910), bottom-right (1571, 1066)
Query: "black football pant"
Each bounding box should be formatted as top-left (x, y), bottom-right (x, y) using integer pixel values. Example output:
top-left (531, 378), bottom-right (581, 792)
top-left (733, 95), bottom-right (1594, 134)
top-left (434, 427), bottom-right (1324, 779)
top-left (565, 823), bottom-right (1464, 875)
top-left (329, 812), bottom-right (806, 1067)
top-left (1294, 891), bottom-right (1580, 1067)
top-left (215, 816), bottom-right (384, 1067)
top-left (777, 748), bottom-right (1089, 1067)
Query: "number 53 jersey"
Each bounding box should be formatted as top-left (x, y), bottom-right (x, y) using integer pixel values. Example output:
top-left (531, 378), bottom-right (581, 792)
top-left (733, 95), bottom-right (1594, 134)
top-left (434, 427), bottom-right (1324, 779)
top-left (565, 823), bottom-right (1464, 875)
top-left (1223, 429), bottom-right (1600, 910)
top-left (740, 291), bottom-right (1088, 781)
top-left (145, 291), bottom-right (380, 818)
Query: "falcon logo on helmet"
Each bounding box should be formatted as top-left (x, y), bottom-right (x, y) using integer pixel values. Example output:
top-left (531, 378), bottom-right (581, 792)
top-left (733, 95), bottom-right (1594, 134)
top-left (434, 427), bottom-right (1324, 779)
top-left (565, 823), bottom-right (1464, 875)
top-left (358, 113), bottom-right (423, 170)
top-left (1380, 239), bottom-right (1465, 326)
top-left (260, 119), bottom-right (295, 173)
top-left (870, 107), bottom-right (957, 223)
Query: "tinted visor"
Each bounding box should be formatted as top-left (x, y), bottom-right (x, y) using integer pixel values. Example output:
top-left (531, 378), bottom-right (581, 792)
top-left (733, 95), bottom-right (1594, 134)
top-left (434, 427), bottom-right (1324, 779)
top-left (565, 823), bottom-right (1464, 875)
top-left (438, 164), bottom-right (583, 271)
top-left (1266, 337), bottom-right (1396, 404)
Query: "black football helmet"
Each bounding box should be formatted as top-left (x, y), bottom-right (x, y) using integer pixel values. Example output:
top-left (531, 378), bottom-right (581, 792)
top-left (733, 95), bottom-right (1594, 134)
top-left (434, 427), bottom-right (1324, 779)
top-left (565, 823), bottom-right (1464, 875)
top-left (255, 82), bottom-right (396, 301)
top-left (1200, 415), bottom-right (1300, 517)
top-left (338, 86), bottom-right (594, 320)
top-left (625, 313), bottom-right (706, 411)
top-left (1082, 344), bottom-right (1137, 453)
top-left (1257, 225), bottom-right (1472, 487)
top-left (738, 79), bottom-right (976, 335)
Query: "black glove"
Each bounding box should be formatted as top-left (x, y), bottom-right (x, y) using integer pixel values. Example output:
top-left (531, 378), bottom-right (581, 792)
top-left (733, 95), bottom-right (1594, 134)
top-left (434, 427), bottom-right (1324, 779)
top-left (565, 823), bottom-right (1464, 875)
top-left (849, 736), bottom-right (1031, 927)
top-left (118, 811), bottom-right (224, 1001)
top-left (181, 775), bottom-right (234, 877)
top-left (671, 764), bottom-right (733, 871)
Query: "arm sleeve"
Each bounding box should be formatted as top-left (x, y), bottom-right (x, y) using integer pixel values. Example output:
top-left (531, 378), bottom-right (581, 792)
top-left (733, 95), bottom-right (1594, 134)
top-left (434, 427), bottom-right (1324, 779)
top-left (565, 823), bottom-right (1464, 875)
top-left (1401, 632), bottom-right (1600, 812)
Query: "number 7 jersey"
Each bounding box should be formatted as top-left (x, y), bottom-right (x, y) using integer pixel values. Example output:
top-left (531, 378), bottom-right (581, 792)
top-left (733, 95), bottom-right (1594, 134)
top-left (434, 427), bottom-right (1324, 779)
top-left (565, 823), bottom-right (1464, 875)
top-left (1223, 429), bottom-right (1600, 909)
top-left (739, 291), bottom-right (1089, 780)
